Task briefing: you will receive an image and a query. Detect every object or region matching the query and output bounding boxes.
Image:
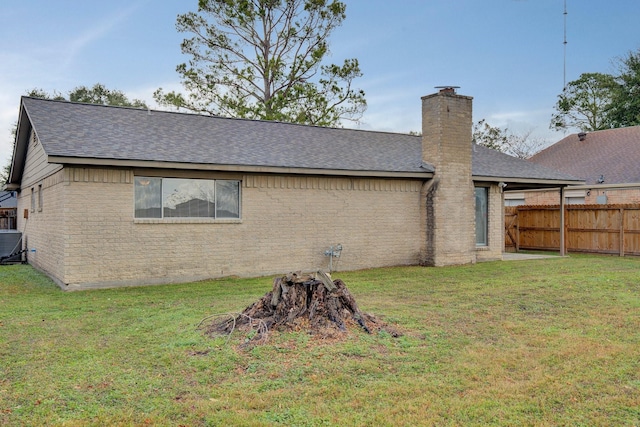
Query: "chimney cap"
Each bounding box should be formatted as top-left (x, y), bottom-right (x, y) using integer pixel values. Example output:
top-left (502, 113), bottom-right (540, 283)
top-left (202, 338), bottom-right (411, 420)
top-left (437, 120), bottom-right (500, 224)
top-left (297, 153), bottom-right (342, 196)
top-left (435, 86), bottom-right (460, 94)
top-left (578, 132), bottom-right (587, 141)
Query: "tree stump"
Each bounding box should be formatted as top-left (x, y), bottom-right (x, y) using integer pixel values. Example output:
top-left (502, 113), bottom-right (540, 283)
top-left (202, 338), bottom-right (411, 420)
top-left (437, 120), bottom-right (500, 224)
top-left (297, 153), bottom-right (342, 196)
top-left (205, 271), bottom-right (398, 343)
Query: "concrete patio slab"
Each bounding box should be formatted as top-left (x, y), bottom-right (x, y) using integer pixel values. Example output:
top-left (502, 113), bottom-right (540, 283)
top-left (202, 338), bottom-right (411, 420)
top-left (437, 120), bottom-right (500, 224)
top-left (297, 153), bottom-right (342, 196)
top-left (501, 252), bottom-right (564, 261)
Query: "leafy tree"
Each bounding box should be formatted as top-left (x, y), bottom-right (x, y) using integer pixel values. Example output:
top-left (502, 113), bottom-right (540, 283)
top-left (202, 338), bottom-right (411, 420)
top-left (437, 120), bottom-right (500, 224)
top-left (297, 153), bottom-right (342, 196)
top-left (69, 83), bottom-right (147, 108)
top-left (22, 85), bottom-right (147, 108)
top-left (550, 72), bottom-right (618, 132)
top-left (25, 88), bottom-right (66, 101)
top-left (608, 48), bottom-right (640, 127)
top-left (154, 0), bottom-right (366, 126)
top-left (0, 159), bottom-right (10, 183)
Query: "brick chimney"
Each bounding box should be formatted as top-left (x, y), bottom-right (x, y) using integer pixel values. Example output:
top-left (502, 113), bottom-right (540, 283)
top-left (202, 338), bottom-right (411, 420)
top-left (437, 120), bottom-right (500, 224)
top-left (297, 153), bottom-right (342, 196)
top-left (421, 88), bottom-right (476, 266)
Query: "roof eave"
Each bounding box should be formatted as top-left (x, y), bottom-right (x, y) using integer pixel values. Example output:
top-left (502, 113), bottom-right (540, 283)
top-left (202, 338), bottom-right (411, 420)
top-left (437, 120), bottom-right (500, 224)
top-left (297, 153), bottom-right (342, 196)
top-left (473, 175), bottom-right (584, 189)
top-left (563, 182), bottom-right (640, 190)
top-left (47, 156), bottom-right (434, 179)
top-left (8, 101), bottom-right (32, 186)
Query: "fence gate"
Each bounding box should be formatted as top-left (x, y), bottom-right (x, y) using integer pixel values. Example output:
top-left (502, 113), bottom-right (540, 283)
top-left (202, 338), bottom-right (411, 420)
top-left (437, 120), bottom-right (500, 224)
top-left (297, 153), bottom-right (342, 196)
top-left (504, 207), bottom-right (518, 251)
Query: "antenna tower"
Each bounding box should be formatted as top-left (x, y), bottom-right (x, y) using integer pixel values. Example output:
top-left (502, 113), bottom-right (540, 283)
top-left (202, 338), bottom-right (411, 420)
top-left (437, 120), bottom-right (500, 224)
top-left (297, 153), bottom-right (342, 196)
top-left (563, 0), bottom-right (568, 89)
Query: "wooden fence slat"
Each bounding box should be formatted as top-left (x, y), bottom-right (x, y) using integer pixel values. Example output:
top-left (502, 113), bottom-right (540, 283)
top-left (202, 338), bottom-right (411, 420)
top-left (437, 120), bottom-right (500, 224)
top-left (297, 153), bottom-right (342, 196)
top-left (620, 208), bottom-right (625, 257)
top-left (505, 204), bottom-right (640, 256)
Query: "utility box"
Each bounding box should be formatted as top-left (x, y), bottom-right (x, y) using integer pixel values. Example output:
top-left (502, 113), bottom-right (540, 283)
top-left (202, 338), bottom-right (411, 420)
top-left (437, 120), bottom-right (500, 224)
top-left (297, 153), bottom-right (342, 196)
top-left (0, 231), bottom-right (23, 263)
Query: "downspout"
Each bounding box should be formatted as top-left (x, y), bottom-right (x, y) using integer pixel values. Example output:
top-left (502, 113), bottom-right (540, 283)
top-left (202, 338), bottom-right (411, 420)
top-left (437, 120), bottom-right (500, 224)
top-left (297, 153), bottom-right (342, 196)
top-left (422, 177), bottom-right (439, 198)
top-left (421, 177), bottom-right (439, 266)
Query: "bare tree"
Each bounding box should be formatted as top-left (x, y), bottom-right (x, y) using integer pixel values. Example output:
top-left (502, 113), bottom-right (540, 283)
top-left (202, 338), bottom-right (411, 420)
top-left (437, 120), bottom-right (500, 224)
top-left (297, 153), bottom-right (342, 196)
top-left (473, 119), bottom-right (546, 159)
top-left (504, 129), bottom-right (547, 159)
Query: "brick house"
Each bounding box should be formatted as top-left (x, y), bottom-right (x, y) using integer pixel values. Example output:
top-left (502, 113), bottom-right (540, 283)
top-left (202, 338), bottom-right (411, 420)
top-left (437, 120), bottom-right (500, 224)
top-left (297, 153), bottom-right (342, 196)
top-left (507, 126), bottom-right (640, 206)
top-left (5, 89), bottom-right (580, 290)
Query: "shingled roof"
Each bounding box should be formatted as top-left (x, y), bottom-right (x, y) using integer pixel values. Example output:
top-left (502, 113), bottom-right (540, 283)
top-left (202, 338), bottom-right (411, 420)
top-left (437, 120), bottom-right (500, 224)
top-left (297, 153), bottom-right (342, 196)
top-left (17, 97), bottom-right (428, 176)
top-left (471, 143), bottom-right (579, 182)
top-left (10, 97), bottom-right (580, 188)
top-left (529, 126), bottom-right (640, 185)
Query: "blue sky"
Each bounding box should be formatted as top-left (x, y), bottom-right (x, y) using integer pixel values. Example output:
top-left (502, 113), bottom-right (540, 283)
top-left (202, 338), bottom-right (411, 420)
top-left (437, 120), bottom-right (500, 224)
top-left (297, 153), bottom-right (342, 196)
top-left (2, 0), bottom-right (640, 169)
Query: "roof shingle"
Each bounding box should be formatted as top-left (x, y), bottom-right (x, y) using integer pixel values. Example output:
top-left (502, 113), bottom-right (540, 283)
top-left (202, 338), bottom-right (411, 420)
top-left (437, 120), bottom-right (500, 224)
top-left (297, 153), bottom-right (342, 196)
top-left (20, 97), bottom-right (580, 184)
top-left (23, 97), bottom-right (428, 174)
top-left (529, 126), bottom-right (640, 185)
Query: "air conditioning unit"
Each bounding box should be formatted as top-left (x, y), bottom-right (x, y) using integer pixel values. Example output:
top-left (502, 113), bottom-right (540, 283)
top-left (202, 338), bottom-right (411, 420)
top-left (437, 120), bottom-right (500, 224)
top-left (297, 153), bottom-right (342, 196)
top-left (0, 231), bottom-right (23, 263)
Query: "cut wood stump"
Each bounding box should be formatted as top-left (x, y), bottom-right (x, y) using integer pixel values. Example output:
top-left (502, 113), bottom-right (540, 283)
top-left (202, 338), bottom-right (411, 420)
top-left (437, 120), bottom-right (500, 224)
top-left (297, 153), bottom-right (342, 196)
top-left (205, 270), bottom-right (400, 344)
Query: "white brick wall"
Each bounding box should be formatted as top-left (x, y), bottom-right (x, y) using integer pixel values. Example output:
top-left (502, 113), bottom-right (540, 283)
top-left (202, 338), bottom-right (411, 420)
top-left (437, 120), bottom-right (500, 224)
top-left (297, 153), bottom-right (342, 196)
top-left (17, 169), bottom-right (66, 285)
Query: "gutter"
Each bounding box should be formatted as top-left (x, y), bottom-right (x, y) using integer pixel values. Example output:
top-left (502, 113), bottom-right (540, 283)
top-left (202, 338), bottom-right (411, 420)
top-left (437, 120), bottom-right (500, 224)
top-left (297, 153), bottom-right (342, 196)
top-left (559, 182), bottom-right (640, 191)
top-left (472, 175), bottom-right (583, 187)
top-left (47, 156), bottom-right (435, 180)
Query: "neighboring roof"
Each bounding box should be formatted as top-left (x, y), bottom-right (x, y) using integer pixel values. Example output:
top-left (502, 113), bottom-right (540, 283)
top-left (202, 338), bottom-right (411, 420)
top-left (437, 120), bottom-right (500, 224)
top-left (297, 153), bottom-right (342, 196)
top-left (0, 191), bottom-right (17, 208)
top-left (529, 126), bottom-right (640, 185)
top-left (9, 97), bottom-right (581, 189)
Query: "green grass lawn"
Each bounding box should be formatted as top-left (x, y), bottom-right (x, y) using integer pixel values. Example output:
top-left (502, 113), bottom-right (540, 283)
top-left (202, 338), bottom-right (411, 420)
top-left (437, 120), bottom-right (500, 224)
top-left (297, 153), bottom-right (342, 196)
top-left (1, 254), bottom-right (639, 426)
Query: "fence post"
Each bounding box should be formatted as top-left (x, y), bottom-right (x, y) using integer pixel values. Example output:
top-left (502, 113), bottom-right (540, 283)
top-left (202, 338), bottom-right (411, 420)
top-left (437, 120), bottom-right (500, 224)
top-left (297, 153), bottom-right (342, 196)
top-left (620, 207), bottom-right (625, 257)
top-left (515, 209), bottom-right (520, 252)
top-left (560, 187), bottom-right (566, 256)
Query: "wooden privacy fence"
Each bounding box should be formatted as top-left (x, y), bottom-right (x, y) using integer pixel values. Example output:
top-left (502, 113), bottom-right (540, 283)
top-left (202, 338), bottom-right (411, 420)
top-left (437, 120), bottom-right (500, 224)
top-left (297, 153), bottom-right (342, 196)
top-left (505, 204), bottom-right (640, 256)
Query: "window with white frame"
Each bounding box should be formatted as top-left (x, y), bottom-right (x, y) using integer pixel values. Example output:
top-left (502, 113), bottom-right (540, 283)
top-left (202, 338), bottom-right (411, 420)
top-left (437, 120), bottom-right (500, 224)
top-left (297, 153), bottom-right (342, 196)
top-left (504, 191), bottom-right (525, 206)
top-left (565, 196), bottom-right (585, 205)
top-left (475, 187), bottom-right (488, 246)
top-left (565, 189), bottom-right (585, 205)
top-left (134, 177), bottom-right (240, 219)
top-left (504, 198), bottom-right (525, 207)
